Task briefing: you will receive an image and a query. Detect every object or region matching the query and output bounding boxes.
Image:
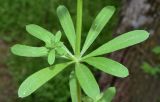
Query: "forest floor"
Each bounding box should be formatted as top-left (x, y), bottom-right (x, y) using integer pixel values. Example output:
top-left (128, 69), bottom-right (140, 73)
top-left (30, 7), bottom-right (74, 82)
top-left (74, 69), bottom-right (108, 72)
top-left (0, 39), bottom-right (16, 102)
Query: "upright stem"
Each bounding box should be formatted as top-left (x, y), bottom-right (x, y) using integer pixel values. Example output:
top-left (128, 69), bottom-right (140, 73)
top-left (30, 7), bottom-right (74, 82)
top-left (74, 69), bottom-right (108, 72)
top-left (76, 76), bottom-right (82, 102)
top-left (75, 0), bottom-right (83, 102)
top-left (75, 0), bottom-right (83, 56)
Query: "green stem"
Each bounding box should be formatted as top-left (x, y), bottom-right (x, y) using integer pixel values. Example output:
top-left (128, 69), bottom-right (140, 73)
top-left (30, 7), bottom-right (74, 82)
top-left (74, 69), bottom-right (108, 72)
top-left (76, 78), bottom-right (82, 102)
top-left (75, 0), bottom-right (83, 56)
top-left (75, 0), bottom-right (83, 102)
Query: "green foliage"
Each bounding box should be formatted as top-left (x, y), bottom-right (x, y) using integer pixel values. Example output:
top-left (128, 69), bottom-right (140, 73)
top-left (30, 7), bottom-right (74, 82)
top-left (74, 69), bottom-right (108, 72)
top-left (84, 30), bottom-right (149, 58)
top-left (11, 2), bottom-right (149, 101)
top-left (152, 46), bottom-right (160, 54)
top-left (98, 87), bottom-right (116, 102)
top-left (55, 31), bottom-right (62, 43)
top-left (1, 0), bottom-right (121, 102)
top-left (75, 63), bottom-right (100, 100)
top-left (81, 6), bottom-right (115, 55)
top-left (142, 62), bottom-right (160, 76)
top-left (81, 87), bottom-right (116, 102)
top-left (18, 62), bottom-right (72, 98)
top-left (83, 57), bottom-right (129, 77)
top-left (48, 49), bottom-right (56, 65)
top-left (141, 46), bottom-right (160, 76)
top-left (26, 24), bottom-right (55, 46)
top-left (69, 71), bottom-right (79, 102)
top-left (12, 24), bottom-right (69, 65)
top-left (8, 55), bottom-right (71, 102)
top-left (4, 0), bottom-right (149, 102)
top-left (11, 44), bottom-right (49, 57)
top-left (57, 5), bottom-right (76, 52)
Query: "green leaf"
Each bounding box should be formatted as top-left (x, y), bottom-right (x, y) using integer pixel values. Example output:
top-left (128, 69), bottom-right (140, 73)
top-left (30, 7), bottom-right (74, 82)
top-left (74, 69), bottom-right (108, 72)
top-left (47, 49), bottom-right (55, 65)
top-left (69, 71), bottom-right (79, 102)
top-left (98, 87), bottom-right (116, 102)
top-left (57, 5), bottom-right (76, 52)
top-left (11, 44), bottom-right (49, 57)
top-left (85, 30), bottom-right (149, 58)
top-left (83, 57), bottom-right (129, 78)
top-left (75, 63), bottom-right (100, 100)
top-left (26, 24), bottom-right (54, 46)
top-left (152, 46), bottom-right (160, 54)
top-left (56, 47), bottom-right (66, 56)
top-left (141, 62), bottom-right (160, 76)
top-left (61, 43), bottom-right (74, 58)
top-left (55, 31), bottom-right (62, 42)
top-left (81, 6), bottom-right (116, 55)
top-left (82, 96), bottom-right (93, 102)
top-left (18, 62), bottom-right (72, 98)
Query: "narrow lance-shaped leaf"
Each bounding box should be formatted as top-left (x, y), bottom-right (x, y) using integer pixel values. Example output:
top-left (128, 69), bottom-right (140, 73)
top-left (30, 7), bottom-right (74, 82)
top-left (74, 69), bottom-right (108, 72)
top-left (18, 62), bottom-right (72, 98)
top-left (84, 30), bottom-right (149, 58)
top-left (83, 57), bottom-right (129, 78)
top-left (47, 49), bottom-right (55, 65)
top-left (69, 71), bottom-right (79, 102)
top-left (81, 6), bottom-right (116, 55)
top-left (75, 63), bottom-right (100, 100)
top-left (98, 87), bottom-right (116, 102)
top-left (55, 31), bottom-right (62, 42)
top-left (61, 43), bottom-right (75, 58)
top-left (26, 24), bottom-right (54, 46)
top-left (56, 47), bottom-right (67, 56)
top-left (11, 44), bottom-right (49, 57)
top-left (57, 5), bottom-right (76, 52)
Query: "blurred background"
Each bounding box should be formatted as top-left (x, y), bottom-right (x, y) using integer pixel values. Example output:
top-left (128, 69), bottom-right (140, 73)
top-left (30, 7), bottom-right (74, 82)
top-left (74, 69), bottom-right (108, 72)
top-left (0, 0), bottom-right (160, 102)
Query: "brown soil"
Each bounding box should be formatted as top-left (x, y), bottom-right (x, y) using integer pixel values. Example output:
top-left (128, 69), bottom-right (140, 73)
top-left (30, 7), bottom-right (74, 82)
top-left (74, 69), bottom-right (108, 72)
top-left (0, 40), bottom-right (16, 102)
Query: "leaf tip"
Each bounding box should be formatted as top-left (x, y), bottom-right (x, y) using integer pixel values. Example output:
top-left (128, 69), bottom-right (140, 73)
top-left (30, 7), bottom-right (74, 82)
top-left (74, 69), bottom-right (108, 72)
top-left (48, 63), bottom-right (52, 65)
top-left (57, 5), bottom-right (65, 12)
top-left (121, 68), bottom-right (129, 78)
top-left (135, 30), bottom-right (150, 40)
top-left (26, 24), bottom-right (35, 30)
top-left (10, 45), bottom-right (16, 54)
top-left (18, 88), bottom-right (27, 98)
top-left (143, 30), bottom-right (150, 39)
top-left (10, 44), bottom-right (19, 55)
top-left (48, 61), bottom-right (54, 65)
top-left (105, 6), bottom-right (116, 11)
top-left (109, 87), bottom-right (116, 92)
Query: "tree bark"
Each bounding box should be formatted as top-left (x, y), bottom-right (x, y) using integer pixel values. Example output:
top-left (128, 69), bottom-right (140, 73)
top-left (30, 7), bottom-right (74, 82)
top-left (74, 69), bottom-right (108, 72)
top-left (99, 0), bottom-right (160, 102)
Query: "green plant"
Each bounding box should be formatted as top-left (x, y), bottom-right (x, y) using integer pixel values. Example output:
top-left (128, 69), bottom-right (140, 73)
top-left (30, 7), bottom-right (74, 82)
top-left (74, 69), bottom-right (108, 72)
top-left (152, 46), bottom-right (160, 54)
top-left (11, 0), bottom-right (149, 102)
top-left (141, 62), bottom-right (160, 76)
top-left (141, 46), bottom-right (160, 76)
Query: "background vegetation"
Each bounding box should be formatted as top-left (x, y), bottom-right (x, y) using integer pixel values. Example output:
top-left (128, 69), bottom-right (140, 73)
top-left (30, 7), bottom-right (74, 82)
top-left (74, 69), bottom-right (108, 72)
top-left (0, 0), bottom-right (121, 102)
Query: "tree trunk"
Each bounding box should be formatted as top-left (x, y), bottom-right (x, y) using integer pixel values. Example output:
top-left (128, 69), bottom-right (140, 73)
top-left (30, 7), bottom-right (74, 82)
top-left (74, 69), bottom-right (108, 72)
top-left (99, 0), bottom-right (160, 102)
